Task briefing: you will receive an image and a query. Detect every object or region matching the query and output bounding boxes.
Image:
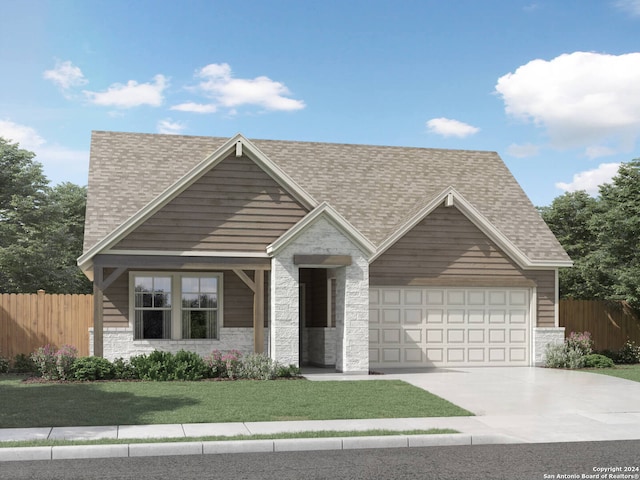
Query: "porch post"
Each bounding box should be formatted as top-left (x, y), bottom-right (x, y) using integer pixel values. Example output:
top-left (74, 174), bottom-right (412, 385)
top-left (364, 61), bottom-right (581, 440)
top-left (93, 266), bottom-right (104, 358)
top-left (253, 270), bottom-right (265, 353)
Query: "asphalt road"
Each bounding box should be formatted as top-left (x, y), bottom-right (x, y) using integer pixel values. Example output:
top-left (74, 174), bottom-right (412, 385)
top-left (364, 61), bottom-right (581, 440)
top-left (2, 440), bottom-right (639, 480)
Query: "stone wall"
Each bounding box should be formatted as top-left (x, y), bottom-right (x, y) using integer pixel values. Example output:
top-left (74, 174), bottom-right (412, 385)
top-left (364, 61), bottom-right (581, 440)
top-left (89, 327), bottom-right (268, 360)
top-left (533, 327), bottom-right (565, 366)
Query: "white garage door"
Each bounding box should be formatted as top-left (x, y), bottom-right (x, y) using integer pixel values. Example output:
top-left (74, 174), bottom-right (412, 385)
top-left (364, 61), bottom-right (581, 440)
top-left (369, 287), bottom-right (531, 367)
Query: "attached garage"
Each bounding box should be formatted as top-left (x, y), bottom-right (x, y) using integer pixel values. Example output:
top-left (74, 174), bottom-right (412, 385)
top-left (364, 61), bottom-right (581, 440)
top-left (369, 287), bottom-right (532, 367)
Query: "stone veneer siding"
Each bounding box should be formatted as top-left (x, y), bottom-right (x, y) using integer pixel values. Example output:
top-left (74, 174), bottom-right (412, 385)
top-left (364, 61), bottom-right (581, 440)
top-left (533, 327), bottom-right (565, 366)
top-left (90, 327), bottom-right (268, 360)
top-left (304, 327), bottom-right (336, 366)
top-left (270, 216), bottom-right (369, 373)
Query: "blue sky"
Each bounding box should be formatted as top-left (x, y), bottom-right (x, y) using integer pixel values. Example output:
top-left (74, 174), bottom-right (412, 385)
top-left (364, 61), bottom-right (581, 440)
top-left (1, 0), bottom-right (640, 207)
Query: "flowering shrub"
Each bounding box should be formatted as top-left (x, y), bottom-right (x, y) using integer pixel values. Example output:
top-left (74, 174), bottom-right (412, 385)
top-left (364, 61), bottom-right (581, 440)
top-left (204, 350), bottom-right (243, 379)
top-left (31, 344), bottom-right (78, 380)
top-left (566, 331), bottom-right (594, 356)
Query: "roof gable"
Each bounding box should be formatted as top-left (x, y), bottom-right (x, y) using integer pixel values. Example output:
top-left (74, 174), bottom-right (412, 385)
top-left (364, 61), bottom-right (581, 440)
top-left (79, 134), bottom-right (317, 271)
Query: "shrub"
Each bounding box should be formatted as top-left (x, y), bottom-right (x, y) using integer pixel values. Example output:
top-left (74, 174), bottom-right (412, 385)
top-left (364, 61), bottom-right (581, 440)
top-left (129, 350), bottom-right (210, 381)
top-left (237, 353), bottom-right (278, 380)
top-left (0, 353), bottom-right (9, 374)
top-left (276, 363), bottom-right (301, 378)
top-left (615, 340), bottom-right (640, 365)
top-left (172, 350), bottom-right (209, 381)
top-left (112, 357), bottom-right (136, 380)
top-left (31, 344), bottom-right (78, 380)
top-left (72, 356), bottom-right (116, 381)
top-left (12, 353), bottom-right (36, 373)
top-left (566, 331), bottom-right (594, 356)
top-left (204, 349), bottom-right (243, 379)
top-left (582, 354), bottom-right (615, 369)
top-left (545, 343), bottom-right (585, 369)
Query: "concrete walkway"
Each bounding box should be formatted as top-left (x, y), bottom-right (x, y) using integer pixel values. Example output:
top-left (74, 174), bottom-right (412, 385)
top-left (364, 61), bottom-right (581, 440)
top-left (2, 367), bottom-right (640, 461)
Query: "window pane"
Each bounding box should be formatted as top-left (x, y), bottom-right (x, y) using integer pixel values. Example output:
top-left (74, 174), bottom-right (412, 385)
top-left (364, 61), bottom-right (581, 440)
top-left (202, 293), bottom-right (217, 308)
top-left (182, 293), bottom-right (199, 308)
top-left (200, 277), bottom-right (217, 293)
top-left (135, 277), bottom-right (153, 292)
top-left (137, 310), bottom-right (171, 339)
top-left (181, 277), bottom-right (199, 293)
top-left (142, 293), bottom-right (153, 308)
top-left (182, 310), bottom-right (217, 339)
top-left (153, 292), bottom-right (171, 308)
top-left (155, 277), bottom-right (172, 292)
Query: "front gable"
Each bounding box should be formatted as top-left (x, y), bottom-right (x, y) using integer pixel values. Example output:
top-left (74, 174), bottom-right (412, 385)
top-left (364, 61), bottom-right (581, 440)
top-left (79, 134), bottom-right (317, 272)
top-left (111, 154), bottom-right (309, 252)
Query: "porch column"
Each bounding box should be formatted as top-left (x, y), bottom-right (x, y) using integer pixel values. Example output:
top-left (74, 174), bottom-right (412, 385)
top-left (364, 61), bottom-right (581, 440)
top-left (269, 257), bottom-right (299, 366)
top-left (334, 263), bottom-right (369, 374)
top-left (253, 270), bottom-right (265, 354)
top-left (93, 266), bottom-right (104, 358)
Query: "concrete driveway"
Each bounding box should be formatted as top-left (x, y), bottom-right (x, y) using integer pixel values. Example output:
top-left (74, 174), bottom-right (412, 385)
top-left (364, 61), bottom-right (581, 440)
top-left (305, 366), bottom-right (640, 442)
top-left (378, 367), bottom-right (640, 442)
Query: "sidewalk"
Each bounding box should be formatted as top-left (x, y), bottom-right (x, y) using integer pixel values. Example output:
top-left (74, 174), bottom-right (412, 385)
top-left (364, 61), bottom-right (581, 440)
top-left (2, 411), bottom-right (640, 462)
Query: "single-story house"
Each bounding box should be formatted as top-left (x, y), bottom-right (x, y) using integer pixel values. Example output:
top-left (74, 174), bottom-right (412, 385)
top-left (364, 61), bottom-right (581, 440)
top-left (78, 131), bottom-right (572, 373)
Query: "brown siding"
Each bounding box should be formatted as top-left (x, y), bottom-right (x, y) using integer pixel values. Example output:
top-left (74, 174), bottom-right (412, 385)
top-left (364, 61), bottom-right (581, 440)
top-left (369, 205), bottom-right (556, 327)
top-left (114, 155), bottom-right (308, 251)
top-left (102, 269), bottom-right (257, 329)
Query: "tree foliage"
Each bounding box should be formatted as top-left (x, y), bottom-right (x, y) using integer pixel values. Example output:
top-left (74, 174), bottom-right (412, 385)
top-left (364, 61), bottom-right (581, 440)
top-left (0, 137), bottom-right (91, 293)
top-left (541, 160), bottom-right (640, 310)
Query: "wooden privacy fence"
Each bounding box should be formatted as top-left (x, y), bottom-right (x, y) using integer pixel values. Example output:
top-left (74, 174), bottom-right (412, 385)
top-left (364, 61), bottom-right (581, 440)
top-left (0, 291), bottom-right (93, 359)
top-left (559, 299), bottom-right (640, 351)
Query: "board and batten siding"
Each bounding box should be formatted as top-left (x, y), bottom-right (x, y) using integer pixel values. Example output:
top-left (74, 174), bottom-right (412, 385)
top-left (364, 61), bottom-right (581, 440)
top-left (369, 204), bottom-right (557, 327)
top-left (113, 155), bottom-right (308, 252)
top-left (102, 270), bottom-right (257, 329)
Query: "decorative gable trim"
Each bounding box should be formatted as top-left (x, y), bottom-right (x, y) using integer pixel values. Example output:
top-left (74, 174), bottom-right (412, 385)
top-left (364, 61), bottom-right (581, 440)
top-left (266, 202), bottom-right (376, 258)
top-left (371, 187), bottom-right (573, 269)
top-left (78, 133), bottom-right (318, 272)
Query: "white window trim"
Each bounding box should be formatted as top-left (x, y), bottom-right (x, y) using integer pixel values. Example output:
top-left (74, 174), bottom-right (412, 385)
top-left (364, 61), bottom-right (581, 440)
top-left (129, 271), bottom-right (224, 341)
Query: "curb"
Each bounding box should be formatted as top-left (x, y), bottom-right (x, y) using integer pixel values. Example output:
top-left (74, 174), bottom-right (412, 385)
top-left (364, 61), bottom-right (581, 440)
top-left (0, 433), bottom-right (520, 462)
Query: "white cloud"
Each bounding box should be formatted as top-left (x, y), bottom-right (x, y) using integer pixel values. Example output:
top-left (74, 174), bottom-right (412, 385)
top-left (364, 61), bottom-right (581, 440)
top-left (506, 143), bottom-right (540, 158)
top-left (555, 162), bottom-right (620, 195)
top-left (84, 74), bottom-right (167, 108)
top-left (0, 120), bottom-right (88, 185)
top-left (43, 60), bottom-right (88, 90)
top-left (157, 119), bottom-right (186, 135)
top-left (615, 0), bottom-right (640, 16)
top-left (0, 119), bottom-right (46, 150)
top-left (188, 63), bottom-right (305, 112)
top-left (170, 102), bottom-right (217, 113)
top-left (495, 52), bottom-right (640, 156)
top-left (426, 117), bottom-right (480, 138)
top-left (585, 145), bottom-right (617, 159)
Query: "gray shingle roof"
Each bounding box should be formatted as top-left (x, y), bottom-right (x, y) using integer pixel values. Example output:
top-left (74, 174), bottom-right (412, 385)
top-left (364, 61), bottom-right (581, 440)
top-left (83, 131), bottom-right (570, 263)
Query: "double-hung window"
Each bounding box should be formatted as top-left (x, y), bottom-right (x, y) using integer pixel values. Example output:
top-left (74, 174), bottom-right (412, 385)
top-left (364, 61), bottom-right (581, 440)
top-left (132, 273), bottom-right (221, 340)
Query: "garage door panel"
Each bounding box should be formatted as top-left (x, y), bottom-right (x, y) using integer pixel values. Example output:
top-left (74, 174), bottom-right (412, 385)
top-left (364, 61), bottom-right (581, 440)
top-left (370, 287), bottom-right (530, 367)
top-left (447, 329), bottom-right (465, 343)
top-left (404, 329), bottom-right (422, 343)
top-left (382, 329), bottom-right (401, 343)
top-left (404, 309), bottom-right (423, 324)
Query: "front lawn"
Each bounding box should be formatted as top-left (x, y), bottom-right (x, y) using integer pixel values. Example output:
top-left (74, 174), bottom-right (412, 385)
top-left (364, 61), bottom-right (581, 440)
top-left (585, 364), bottom-right (640, 383)
top-left (0, 376), bottom-right (472, 428)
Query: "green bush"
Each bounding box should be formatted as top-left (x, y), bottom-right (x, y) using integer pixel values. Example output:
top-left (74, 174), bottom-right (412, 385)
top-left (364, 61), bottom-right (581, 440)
top-left (582, 354), bottom-right (615, 369)
top-left (72, 356), bottom-right (116, 381)
top-left (237, 353), bottom-right (278, 380)
top-left (12, 353), bottom-right (36, 373)
top-left (0, 353), bottom-right (9, 374)
top-left (545, 343), bottom-right (585, 369)
top-left (204, 350), bottom-right (242, 379)
top-left (276, 363), bottom-right (301, 378)
top-left (615, 340), bottom-right (640, 364)
top-left (129, 350), bottom-right (209, 381)
top-left (112, 357), bottom-right (135, 380)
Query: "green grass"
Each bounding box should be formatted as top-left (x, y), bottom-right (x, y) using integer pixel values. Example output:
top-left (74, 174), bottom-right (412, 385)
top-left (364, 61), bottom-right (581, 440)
top-left (0, 376), bottom-right (472, 428)
top-left (585, 364), bottom-right (640, 382)
top-left (0, 429), bottom-right (458, 449)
